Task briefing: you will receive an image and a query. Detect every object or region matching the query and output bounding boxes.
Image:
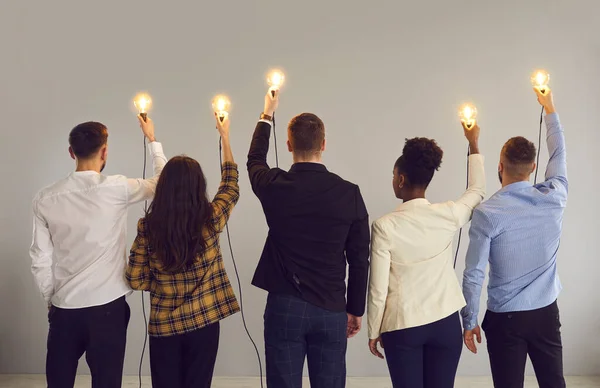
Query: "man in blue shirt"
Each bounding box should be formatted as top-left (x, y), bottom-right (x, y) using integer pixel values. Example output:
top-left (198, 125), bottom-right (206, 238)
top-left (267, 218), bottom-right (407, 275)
top-left (461, 87), bottom-right (567, 388)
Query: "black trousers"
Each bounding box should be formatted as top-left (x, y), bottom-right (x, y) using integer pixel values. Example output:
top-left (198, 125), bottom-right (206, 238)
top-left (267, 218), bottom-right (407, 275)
top-left (483, 301), bottom-right (566, 388)
top-left (381, 312), bottom-right (463, 388)
top-left (149, 322), bottom-right (220, 388)
top-left (46, 296), bottom-right (130, 388)
top-left (264, 293), bottom-right (348, 388)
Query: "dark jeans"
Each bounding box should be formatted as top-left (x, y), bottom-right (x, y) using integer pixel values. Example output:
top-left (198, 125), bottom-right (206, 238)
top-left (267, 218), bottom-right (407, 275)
top-left (381, 312), bottom-right (462, 388)
top-left (264, 293), bottom-right (348, 388)
top-left (149, 322), bottom-right (220, 388)
top-left (483, 301), bottom-right (566, 388)
top-left (46, 296), bottom-right (130, 388)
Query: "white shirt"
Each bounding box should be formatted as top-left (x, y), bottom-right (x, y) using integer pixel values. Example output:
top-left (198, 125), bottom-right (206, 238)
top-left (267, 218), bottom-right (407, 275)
top-left (367, 154), bottom-right (485, 339)
top-left (30, 142), bottom-right (167, 309)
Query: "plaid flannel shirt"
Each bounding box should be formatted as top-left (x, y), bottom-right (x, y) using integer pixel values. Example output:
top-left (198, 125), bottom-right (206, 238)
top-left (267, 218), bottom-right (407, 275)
top-left (126, 161), bottom-right (240, 337)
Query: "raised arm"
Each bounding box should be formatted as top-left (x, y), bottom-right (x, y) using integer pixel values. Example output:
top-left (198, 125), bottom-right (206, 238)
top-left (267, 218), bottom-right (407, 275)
top-left (212, 114), bottom-right (240, 233)
top-left (452, 123), bottom-right (486, 227)
top-left (461, 207), bottom-right (492, 353)
top-left (247, 90), bottom-right (281, 197)
top-left (345, 187), bottom-right (370, 320)
top-left (534, 89), bottom-right (567, 198)
top-left (127, 116), bottom-right (168, 204)
top-left (29, 199), bottom-right (54, 306)
top-left (126, 219), bottom-right (152, 291)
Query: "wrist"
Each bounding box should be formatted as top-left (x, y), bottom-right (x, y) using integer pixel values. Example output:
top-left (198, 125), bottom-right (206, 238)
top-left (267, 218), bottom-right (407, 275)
top-left (147, 136), bottom-right (156, 142)
top-left (263, 110), bottom-right (274, 118)
top-left (545, 106), bottom-right (556, 114)
top-left (468, 141), bottom-right (480, 154)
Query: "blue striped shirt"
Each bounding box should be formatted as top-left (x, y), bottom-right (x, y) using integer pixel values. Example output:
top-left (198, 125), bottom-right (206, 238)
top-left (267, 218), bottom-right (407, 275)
top-left (461, 113), bottom-right (567, 330)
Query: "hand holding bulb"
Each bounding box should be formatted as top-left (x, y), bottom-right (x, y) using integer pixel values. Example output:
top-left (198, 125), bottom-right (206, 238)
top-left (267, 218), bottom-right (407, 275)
top-left (534, 87), bottom-right (556, 115)
top-left (133, 93), bottom-right (155, 141)
top-left (459, 104), bottom-right (480, 154)
top-left (264, 89), bottom-right (279, 117)
top-left (531, 70), bottom-right (550, 96)
top-left (267, 69), bottom-right (285, 97)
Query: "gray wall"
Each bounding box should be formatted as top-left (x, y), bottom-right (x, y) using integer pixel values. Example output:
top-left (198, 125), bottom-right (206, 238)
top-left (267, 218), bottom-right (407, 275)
top-left (1, 0), bottom-right (598, 377)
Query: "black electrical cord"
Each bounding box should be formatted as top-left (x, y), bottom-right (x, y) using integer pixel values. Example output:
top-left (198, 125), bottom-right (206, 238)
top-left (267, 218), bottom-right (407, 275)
top-left (219, 137), bottom-right (264, 388)
top-left (534, 106), bottom-right (545, 185)
top-left (272, 112), bottom-right (279, 168)
top-left (453, 146), bottom-right (470, 269)
top-left (139, 136), bottom-right (149, 388)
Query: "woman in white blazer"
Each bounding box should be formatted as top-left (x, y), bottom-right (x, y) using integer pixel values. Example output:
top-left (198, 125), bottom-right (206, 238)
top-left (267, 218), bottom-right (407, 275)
top-left (367, 123), bottom-right (485, 388)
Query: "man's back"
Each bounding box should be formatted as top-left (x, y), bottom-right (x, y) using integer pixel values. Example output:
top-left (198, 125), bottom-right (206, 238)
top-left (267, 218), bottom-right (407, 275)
top-left (33, 173), bottom-right (132, 308)
top-left (252, 162), bottom-right (369, 313)
top-left (247, 120), bottom-right (370, 317)
top-left (477, 179), bottom-right (566, 311)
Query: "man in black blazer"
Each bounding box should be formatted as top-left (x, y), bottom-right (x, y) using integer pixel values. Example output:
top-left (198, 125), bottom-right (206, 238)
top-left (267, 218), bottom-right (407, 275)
top-left (247, 90), bottom-right (370, 388)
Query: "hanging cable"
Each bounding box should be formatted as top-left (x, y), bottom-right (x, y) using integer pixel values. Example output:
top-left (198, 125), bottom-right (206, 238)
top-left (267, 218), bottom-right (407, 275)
top-left (534, 106), bottom-right (545, 185)
top-left (272, 112), bottom-right (279, 168)
top-left (453, 146), bottom-right (470, 269)
top-left (139, 136), bottom-right (149, 388)
top-left (219, 137), bottom-right (265, 388)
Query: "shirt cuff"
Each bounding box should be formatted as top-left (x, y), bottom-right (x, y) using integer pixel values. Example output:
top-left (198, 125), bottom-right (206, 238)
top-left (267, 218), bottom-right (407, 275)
top-left (468, 153), bottom-right (484, 162)
top-left (259, 119), bottom-right (273, 126)
top-left (147, 141), bottom-right (163, 154)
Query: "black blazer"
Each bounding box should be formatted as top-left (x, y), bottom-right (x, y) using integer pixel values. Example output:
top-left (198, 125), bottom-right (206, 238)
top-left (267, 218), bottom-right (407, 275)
top-left (247, 120), bottom-right (370, 316)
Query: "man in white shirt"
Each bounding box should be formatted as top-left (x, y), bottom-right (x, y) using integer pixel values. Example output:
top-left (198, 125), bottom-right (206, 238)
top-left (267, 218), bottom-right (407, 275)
top-left (30, 116), bottom-right (167, 388)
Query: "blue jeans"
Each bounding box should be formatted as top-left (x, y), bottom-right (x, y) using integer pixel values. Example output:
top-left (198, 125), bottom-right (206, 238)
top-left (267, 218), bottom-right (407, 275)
top-left (264, 293), bottom-right (348, 388)
top-left (381, 312), bottom-right (462, 388)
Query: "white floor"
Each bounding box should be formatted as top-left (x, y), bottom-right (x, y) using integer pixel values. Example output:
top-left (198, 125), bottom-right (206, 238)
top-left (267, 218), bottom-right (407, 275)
top-left (0, 375), bottom-right (599, 387)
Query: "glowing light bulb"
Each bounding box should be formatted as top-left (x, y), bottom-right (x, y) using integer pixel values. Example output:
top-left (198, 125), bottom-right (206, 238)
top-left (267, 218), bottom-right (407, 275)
top-left (212, 94), bottom-right (231, 121)
top-left (531, 70), bottom-right (550, 95)
top-left (267, 69), bottom-right (285, 96)
top-left (133, 93), bottom-right (152, 122)
top-left (459, 104), bottom-right (478, 129)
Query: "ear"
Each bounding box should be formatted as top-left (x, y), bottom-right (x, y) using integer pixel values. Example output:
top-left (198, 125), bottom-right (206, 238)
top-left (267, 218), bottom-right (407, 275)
top-left (100, 145), bottom-right (108, 161)
top-left (398, 174), bottom-right (406, 189)
top-left (69, 147), bottom-right (76, 160)
top-left (498, 161), bottom-right (503, 173)
top-left (321, 138), bottom-right (326, 152)
top-left (531, 163), bottom-right (536, 174)
top-left (287, 139), bottom-right (292, 153)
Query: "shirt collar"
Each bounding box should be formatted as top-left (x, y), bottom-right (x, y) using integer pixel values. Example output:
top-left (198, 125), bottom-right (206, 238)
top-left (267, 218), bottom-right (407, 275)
top-left (395, 198), bottom-right (430, 211)
top-left (289, 162), bottom-right (328, 173)
top-left (72, 170), bottom-right (100, 176)
top-left (498, 181), bottom-right (531, 193)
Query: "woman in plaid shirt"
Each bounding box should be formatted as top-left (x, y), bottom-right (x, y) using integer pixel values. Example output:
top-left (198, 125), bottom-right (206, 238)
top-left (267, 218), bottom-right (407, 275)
top-left (126, 113), bottom-right (240, 388)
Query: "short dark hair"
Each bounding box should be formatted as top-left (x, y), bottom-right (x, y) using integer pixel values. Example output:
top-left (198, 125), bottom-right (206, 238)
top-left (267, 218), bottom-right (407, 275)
top-left (394, 137), bottom-right (443, 188)
top-left (69, 122), bottom-right (108, 159)
top-left (288, 113), bottom-right (325, 156)
top-left (502, 136), bottom-right (536, 176)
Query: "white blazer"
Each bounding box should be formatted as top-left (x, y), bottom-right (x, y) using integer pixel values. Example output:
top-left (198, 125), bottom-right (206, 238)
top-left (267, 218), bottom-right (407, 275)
top-left (367, 154), bottom-right (485, 339)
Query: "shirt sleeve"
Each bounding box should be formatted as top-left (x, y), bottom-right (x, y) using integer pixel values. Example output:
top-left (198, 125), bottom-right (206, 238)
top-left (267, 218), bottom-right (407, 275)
top-left (450, 154), bottom-right (486, 228)
top-left (539, 113), bottom-right (568, 201)
top-left (29, 199), bottom-right (54, 305)
top-left (211, 162), bottom-right (241, 233)
top-left (461, 207), bottom-right (492, 330)
top-left (367, 219), bottom-right (391, 339)
top-left (345, 186), bottom-right (371, 317)
top-left (247, 121), bottom-right (281, 198)
top-left (126, 141), bottom-right (168, 204)
top-left (126, 219), bottom-right (152, 291)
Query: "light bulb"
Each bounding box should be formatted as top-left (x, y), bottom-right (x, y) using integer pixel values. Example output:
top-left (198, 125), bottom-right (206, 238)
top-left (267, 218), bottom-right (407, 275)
top-left (530, 70), bottom-right (550, 95)
top-left (212, 94), bottom-right (231, 121)
top-left (459, 104), bottom-right (478, 129)
top-left (133, 93), bottom-right (152, 122)
top-left (267, 69), bottom-right (285, 96)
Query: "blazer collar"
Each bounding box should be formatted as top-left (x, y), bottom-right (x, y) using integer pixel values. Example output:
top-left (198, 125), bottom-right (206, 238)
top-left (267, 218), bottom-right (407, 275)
top-left (289, 162), bottom-right (328, 173)
top-left (395, 198), bottom-right (430, 211)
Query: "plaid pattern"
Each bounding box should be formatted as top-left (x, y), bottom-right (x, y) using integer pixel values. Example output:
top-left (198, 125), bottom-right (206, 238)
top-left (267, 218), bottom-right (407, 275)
top-left (126, 162), bottom-right (240, 337)
top-left (264, 293), bottom-right (348, 388)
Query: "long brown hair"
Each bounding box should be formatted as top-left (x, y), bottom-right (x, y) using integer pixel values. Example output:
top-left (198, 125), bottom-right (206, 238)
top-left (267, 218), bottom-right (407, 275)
top-left (145, 156), bottom-right (213, 272)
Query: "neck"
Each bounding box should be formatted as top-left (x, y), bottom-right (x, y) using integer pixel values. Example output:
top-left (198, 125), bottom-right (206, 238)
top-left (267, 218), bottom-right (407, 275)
top-left (293, 153), bottom-right (322, 164)
top-left (402, 188), bottom-right (427, 202)
top-left (75, 159), bottom-right (102, 173)
top-left (502, 176), bottom-right (529, 187)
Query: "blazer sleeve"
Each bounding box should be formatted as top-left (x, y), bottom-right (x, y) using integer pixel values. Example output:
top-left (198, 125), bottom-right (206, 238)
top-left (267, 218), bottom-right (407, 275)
top-left (450, 154), bottom-right (486, 228)
top-left (345, 186), bottom-right (370, 317)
